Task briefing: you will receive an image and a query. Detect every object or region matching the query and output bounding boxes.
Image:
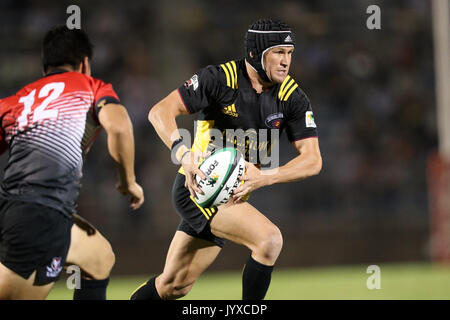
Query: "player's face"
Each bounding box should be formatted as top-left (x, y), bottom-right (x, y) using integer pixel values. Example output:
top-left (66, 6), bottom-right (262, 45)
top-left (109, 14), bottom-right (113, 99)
top-left (263, 46), bottom-right (294, 84)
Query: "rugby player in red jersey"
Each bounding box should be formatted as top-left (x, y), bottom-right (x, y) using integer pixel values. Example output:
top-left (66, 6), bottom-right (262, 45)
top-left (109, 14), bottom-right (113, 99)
top-left (0, 26), bottom-right (144, 299)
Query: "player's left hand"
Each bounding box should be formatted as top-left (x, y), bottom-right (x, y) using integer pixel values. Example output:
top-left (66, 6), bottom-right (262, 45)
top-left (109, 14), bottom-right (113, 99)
top-left (232, 161), bottom-right (268, 203)
top-left (117, 180), bottom-right (145, 210)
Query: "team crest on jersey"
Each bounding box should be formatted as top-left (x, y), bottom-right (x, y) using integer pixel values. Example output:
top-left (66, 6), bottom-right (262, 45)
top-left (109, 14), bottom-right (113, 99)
top-left (265, 113), bottom-right (284, 129)
top-left (184, 74), bottom-right (199, 91)
top-left (46, 257), bottom-right (63, 278)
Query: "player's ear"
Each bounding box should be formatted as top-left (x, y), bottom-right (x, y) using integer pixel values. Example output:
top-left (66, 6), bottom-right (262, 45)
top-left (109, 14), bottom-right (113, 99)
top-left (249, 51), bottom-right (254, 58)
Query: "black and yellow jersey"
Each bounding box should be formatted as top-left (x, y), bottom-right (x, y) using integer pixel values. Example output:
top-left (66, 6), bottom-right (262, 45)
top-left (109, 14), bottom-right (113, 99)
top-left (177, 58), bottom-right (318, 171)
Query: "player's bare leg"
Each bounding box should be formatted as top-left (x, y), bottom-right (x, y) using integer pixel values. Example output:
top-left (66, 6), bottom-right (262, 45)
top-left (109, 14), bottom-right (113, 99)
top-left (209, 201), bottom-right (283, 299)
top-left (66, 215), bottom-right (115, 279)
top-left (0, 264), bottom-right (53, 300)
top-left (210, 201), bottom-right (282, 265)
top-left (65, 214), bottom-right (115, 299)
top-left (132, 201), bottom-right (281, 300)
top-left (131, 231), bottom-right (221, 300)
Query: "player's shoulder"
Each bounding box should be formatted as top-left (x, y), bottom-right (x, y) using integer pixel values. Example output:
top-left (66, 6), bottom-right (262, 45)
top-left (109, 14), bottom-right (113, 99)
top-left (69, 72), bottom-right (106, 88)
top-left (46, 71), bottom-right (109, 89)
top-left (277, 75), bottom-right (310, 106)
top-left (216, 59), bottom-right (241, 90)
top-left (197, 59), bottom-right (241, 90)
top-left (0, 94), bottom-right (15, 109)
top-left (1, 79), bottom-right (39, 107)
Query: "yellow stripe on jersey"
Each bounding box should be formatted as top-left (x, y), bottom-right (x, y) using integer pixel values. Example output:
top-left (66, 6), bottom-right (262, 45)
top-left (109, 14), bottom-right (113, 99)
top-left (225, 62), bottom-right (235, 89)
top-left (190, 195), bottom-right (210, 220)
top-left (283, 83), bottom-right (299, 101)
top-left (221, 61), bottom-right (238, 89)
top-left (279, 79), bottom-right (295, 101)
top-left (130, 282), bottom-right (148, 298)
top-left (230, 60), bottom-right (238, 88)
top-left (278, 75), bottom-right (291, 100)
top-left (178, 120), bottom-right (214, 175)
top-left (220, 64), bottom-right (231, 87)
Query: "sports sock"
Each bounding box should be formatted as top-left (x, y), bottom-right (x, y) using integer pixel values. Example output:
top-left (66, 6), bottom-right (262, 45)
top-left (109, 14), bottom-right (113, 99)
top-left (242, 255), bottom-right (274, 300)
top-left (73, 277), bottom-right (109, 300)
top-left (130, 276), bottom-right (162, 300)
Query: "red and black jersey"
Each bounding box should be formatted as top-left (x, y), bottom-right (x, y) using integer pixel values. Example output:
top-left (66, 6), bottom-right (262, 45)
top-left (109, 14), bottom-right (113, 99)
top-left (0, 70), bottom-right (120, 217)
top-left (177, 58), bottom-right (318, 166)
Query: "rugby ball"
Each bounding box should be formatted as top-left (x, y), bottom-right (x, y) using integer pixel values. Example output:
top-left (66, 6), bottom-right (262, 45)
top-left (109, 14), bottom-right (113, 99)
top-left (195, 148), bottom-right (245, 208)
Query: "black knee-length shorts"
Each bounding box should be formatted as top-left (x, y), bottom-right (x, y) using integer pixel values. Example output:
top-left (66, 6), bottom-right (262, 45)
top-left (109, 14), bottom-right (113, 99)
top-left (172, 173), bottom-right (225, 248)
top-left (0, 198), bottom-right (73, 285)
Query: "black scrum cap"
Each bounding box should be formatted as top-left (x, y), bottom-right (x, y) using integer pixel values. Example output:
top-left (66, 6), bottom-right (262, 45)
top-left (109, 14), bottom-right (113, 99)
top-left (244, 19), bottom-right (295, 82)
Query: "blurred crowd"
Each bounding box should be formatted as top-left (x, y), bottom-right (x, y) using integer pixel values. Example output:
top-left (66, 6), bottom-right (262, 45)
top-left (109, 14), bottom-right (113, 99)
top-left (0, 0), bottom-right (437, 269)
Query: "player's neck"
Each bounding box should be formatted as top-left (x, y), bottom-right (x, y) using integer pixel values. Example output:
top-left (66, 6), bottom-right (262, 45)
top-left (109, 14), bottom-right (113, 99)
top-left (245, 60), bottom-right (273, 93)
top-left (44, 64), bottom-right (80, 76)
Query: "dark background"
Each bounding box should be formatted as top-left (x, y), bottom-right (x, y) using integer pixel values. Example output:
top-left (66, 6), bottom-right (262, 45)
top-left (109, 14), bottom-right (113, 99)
top-left (0, 0), bottom-right (437, 275)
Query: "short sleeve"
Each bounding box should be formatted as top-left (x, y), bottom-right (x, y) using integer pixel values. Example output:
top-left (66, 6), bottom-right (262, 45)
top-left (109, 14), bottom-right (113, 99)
top-left (284, 89), bottom-right (318, 142)
top-left (91, 78), bottom-right (121, 117)
top-left (178, 65), bottom-right (231, 114)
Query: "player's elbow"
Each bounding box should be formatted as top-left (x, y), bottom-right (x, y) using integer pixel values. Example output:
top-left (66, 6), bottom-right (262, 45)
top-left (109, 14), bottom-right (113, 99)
top-left (100, 104), bottom-right (133, 136)
top-left (148, 103), bottom-right (160, 126)
top-left (310, 154), bottom-right (322, 176)
top-left (106, 120), bottom-right (132, 137)
top-left (148, 102), bottom-right (176, 132)
top-left (303, 154), bottom-right (322, 178)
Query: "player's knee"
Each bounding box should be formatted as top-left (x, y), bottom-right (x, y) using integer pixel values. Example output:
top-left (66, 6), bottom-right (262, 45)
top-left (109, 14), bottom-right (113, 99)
top-left (103, 244), bottom-right (116, 274)
top-left (168, 283), bottom-right (194, 299)
top-left (100, 243), bottom-right (115, 277)
top-left (256, 226), bottom-right (283, 263)
top-left (90, 241), bottom-right (115, 280)
top-left (0, 281), bottom-right (13, 300)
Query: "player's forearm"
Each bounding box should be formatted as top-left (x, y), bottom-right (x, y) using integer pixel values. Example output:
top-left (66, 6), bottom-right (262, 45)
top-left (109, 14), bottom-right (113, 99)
top-left (263, 152), bottom-right (322, 185)
top-left (99, 103), bottom-right (137, 184)
top-left (106, 124), bottom-right (136, 184)
top-left (148, 101), bottom-right (189, 162)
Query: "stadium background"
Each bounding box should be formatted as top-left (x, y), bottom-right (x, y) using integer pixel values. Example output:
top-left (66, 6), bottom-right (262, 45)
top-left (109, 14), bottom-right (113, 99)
top-left (1, 0), bottom-right (448, 299)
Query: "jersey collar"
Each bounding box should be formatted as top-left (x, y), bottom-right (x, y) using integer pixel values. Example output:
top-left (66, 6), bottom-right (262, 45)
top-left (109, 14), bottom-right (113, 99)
top-left (44, 69), bottom-right (69, 77)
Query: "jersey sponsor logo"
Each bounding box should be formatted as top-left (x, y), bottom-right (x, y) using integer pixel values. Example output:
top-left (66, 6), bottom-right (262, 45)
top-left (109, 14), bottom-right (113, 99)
top-left (184, 74), bottom-right (199, 91)
top-left (265, 112), bottom-right (284, 129)
top-left (222, 104), bottom-right (238, 117)
top-left (46, 257), bottom-right (63, 278)
top-left (305, 111), bottom-right (316, 128)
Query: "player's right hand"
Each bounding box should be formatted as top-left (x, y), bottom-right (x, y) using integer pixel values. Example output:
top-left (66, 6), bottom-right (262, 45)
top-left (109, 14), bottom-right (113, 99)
top-left (181, 151), bottom-right (210, 198)
top-left (117, 181), bottom-right (145, 210)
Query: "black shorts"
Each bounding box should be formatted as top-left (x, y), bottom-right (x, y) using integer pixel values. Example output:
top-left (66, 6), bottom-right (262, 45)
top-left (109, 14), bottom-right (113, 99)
top-left (0, 198), bottom-right (73, 285)
top-left (172, 173), bottom-right (225, 248)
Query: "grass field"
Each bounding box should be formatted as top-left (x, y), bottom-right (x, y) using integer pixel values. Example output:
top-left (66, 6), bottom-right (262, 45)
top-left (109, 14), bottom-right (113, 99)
top-left (47, 262), bottom-right (450, 300)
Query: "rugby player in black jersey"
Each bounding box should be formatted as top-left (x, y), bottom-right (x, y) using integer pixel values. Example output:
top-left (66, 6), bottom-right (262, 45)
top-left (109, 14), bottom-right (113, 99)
top-left (0, 26), bottom-right (144, 299)
top-left (132, 18), bottom-right (321, 300)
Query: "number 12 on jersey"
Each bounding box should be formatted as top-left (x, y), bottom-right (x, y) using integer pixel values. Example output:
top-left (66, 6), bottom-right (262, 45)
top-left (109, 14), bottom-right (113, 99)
top-left (18, 82), bottom-right (65, 130)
